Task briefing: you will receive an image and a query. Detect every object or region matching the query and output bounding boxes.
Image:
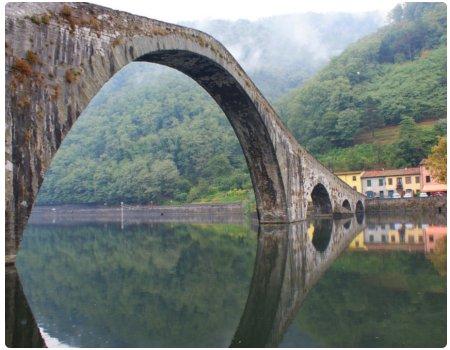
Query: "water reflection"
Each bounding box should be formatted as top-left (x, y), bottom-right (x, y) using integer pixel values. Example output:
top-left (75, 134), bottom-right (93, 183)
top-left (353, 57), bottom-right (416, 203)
top-left (5, 266), bottom-right (45, 347)
top-left (11, 211), bottom-right (446, 347)
top-left (232, 216), bottom-right (366, 347)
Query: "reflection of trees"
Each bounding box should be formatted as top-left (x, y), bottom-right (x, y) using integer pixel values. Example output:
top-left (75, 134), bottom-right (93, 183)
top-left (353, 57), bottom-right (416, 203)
top-left (285, 251), bottom-right (446, 347)
top-left (17, 223), bottom-right (257, 347)
top-left (428, 236), bottom-right (447, 276)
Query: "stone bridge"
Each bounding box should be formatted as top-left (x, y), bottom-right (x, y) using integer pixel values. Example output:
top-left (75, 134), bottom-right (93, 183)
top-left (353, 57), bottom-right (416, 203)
top-left (5, 2), bottom-right (365, 257)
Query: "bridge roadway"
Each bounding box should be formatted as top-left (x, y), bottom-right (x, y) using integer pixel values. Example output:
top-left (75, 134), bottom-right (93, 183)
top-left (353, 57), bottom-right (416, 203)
top-left (5, 3), bottom-right (365, 257)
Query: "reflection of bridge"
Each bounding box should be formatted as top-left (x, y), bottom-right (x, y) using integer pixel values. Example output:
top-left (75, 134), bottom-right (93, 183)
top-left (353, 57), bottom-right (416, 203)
top-left (5, 3), bottom-right (364, 257)
top-left (232, 216), bottom-right (366, 347)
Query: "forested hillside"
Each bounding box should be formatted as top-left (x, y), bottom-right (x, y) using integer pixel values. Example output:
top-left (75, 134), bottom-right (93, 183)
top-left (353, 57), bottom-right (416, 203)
top-left (37, 12), bottom-right (383, 205)
top-left (278, 3), bottom-right (446, 170)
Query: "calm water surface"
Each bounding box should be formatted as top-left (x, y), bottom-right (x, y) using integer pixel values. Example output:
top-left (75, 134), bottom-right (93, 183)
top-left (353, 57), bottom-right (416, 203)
top-left (11, 212), bottom-right (447, 347)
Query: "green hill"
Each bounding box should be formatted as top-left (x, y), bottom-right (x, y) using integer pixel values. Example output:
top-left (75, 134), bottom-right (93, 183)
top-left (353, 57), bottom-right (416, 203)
top-left (278, 3), bottom-right (446, 170)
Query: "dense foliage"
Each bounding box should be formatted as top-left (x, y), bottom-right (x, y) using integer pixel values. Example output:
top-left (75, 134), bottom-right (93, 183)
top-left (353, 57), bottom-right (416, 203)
top-left (424, 136), bottom-right (447, 183)
top-left (278, 3), bottom-right (446, 156)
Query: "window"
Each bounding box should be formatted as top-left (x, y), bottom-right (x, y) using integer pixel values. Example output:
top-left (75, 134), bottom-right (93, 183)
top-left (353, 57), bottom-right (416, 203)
top-left (352, 176), bottom-right (356, 181)
top-left (429, 235), bottom-right (434, 242)
top-left (378, 178), bottom-right (383, 186)
top-left (353, 186), bottom-right (357, 190)
top-left (388, 190), bottom-right (394, 198)
top-left (426, 175), bottom-right (431, 183)
top-left (381, 235), bottom-right (386, 243)
top-left (369, 235), bottom-right (374, 242)
top-left (415, 176), bottom-right (420, 183)
top-left (405, 176), bottom-right (411, 184)
top-left (355, 241), bottom-right (359, 247)
top-left (416, 189), bottom-right (420, 194)
top-left (397, 177), bottom-right (402, 185)
top-left (366, 191), bottom-right (374, 198)
top-left (388, 178), bottom-right (393, 185)
top-left (367, 179), bottom-right (371, 187)
top-left (391, 235), bottom-right (395, 243)
top-left (379, 191), bottom-right (384, 198)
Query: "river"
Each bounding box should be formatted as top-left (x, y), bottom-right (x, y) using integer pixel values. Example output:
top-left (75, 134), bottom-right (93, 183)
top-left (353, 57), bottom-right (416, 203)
top-left (7, 210), bottom-right (446, 347)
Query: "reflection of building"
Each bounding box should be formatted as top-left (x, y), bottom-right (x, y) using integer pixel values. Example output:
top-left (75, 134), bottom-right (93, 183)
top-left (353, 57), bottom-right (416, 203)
top-left (348, 231), bottom-right (366, 250)
top-left (424, 226), bottom-right (447, 253)
top-left (335, 171), bottom-right (363, 193)
top-left (348, 223), bottom-right (446, 253)
top-left (419, 161), bottom-right (447, 195)
top-left (361, 168), bottom-right (421, 198)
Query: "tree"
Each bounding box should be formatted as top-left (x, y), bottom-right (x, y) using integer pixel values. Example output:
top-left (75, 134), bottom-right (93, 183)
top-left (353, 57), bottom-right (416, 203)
top-left (424, 137), bottom-right (446, 183)
top-left (361, 96), bottom-right (383, 137)
top-left (393, 116), bottom-right (428, 167)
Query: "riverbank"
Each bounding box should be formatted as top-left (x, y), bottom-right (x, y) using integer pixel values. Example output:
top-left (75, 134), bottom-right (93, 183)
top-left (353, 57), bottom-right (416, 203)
top-left (365, 196), bottom-right (446, 214)
top-left (30, 203), bottom-right (250, 225)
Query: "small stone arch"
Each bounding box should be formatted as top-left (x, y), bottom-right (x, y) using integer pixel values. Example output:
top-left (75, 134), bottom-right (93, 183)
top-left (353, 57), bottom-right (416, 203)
top-left (342, 199), bottom-right (351, 211)
top-left (355, 200), bottom-right (364, 213)
top-left (310, 184), bottom-right (332, 216)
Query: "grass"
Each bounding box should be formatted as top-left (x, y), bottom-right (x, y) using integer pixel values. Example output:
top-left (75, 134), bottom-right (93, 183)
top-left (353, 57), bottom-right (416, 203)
top-left (354, 119), bottom-right (439, 145)
top-left (193, 188), bottom-right (252, 204)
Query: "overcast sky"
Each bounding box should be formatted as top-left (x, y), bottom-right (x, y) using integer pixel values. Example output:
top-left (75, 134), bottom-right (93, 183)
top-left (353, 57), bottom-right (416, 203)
top-left (93, 0), bottom-right (400, 22)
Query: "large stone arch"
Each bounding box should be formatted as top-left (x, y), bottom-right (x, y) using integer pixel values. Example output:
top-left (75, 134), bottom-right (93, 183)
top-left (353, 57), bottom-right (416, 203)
top-left (5, 2), bottom-right (366, 257)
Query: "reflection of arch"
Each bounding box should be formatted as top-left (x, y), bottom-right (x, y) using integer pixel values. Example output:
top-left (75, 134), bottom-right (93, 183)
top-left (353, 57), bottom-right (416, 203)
top-left (356, 200), bottom-right (364, 213)
top-left (343, 220), bottom-right (351, 229)
top-left (311, 219), bottom-right (333, 252)
top-left (311, 184), bottom-right (332, 215)
top-left (342, 199), bottom-right (351, 211)
top-left (233, 217), bottom-right (367, 347)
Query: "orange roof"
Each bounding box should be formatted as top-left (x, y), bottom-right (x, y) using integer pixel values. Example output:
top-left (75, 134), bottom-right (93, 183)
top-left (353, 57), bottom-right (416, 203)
top-left (335, 170), bottom-right (363, 175)
top-left (361, 167), bottom-right (420, 178)
top-left (422, 184), bottom-right (447, 192)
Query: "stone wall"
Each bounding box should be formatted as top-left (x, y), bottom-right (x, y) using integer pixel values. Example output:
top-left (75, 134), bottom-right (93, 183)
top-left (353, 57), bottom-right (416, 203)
top-left (365, 196), bottom-right (446, 214)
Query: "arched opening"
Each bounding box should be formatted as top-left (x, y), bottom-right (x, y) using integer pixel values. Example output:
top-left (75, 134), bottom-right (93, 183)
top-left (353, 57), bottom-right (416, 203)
top-left (310, 184), bottom-right (332, 216)
top-left (310, 219), bottom-right (333, 252)
top-left (342, 199), bottom-right (351, 211)
top-left (7, 20), bottom-right (293, 254)
top-left (343, 220), bottom-right (351, 229)
top-left (355, 200), bottom-right (364, 213)
top-left (133, 51), bottom-right (288, 224)
top-left (355, 200), bottom-right (365, 224)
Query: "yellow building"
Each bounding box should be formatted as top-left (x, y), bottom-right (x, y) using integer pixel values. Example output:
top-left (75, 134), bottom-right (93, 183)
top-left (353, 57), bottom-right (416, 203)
top-left (382, 168), bottom-right (421, 197)
top-left (335, 171), bottom-right (363, 193)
